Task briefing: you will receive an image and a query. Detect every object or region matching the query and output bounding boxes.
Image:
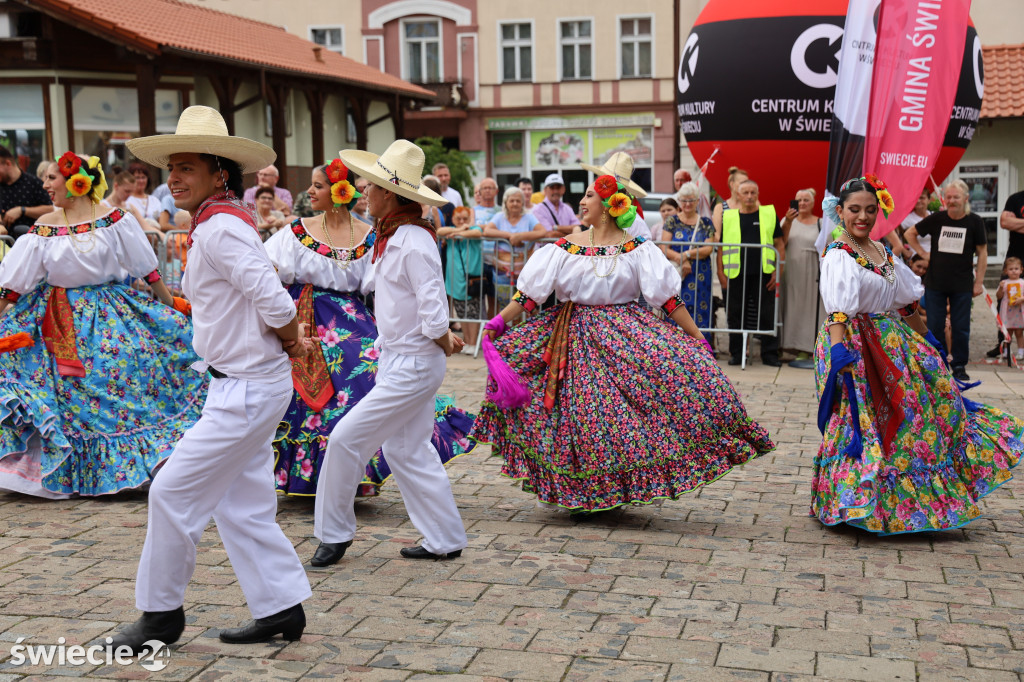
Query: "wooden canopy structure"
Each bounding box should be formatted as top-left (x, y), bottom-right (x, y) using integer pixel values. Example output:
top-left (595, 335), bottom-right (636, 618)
top-left (2, 0), bottom-right (433, 174)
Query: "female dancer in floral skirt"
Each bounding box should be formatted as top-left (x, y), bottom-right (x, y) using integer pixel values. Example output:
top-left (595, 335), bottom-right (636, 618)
top-left (0, 152), bottom-right (202, 497)
top-left (473, 174), bottom-right (773, 513)
top-left (814, 175), bottom-right (1022, 534)
top-left (264, 158), bottom-right (476, 498)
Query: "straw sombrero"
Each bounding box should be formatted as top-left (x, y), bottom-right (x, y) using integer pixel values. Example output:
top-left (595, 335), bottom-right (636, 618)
top-left (338, 140), bottom-right (445, 207)
top-left (126, 106), bottom-right (276, 174)
top-left (581, 151), bottom-right (648, 198)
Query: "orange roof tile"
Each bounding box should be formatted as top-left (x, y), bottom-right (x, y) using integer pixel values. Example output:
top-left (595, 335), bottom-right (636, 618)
top-left (22, 0), bottom-right (432, 99)
top-left (981, 45), bottom-right (1024, 119)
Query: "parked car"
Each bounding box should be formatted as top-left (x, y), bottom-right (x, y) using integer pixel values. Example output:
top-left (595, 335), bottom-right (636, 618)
top-left (638, 193), bottom-right (674, 235)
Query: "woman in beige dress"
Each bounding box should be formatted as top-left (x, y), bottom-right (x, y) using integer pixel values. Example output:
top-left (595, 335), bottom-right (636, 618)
top-left (781, 188), bottom-right (825, 365)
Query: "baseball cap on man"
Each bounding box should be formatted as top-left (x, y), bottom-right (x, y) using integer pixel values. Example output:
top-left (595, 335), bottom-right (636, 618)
top-left (542, 173), bottom-right (565, 189)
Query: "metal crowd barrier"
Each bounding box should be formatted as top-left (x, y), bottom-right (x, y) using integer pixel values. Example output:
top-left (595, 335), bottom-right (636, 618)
top-left (440, 233), bottom-right (781, 368)
top-left (443, 235), bottom-right (521, 358)
top-left (149, 225), bottom-right (781, 370)
top-left (652, 239), bottom-right (781, 370)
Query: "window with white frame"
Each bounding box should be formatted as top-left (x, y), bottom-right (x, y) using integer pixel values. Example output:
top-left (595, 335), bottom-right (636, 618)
top-left (309, 26), bottom-right (344, 55)
top-left (500, 22), bottom-right (532, 82)
top-left (404, 19), bottom-right (441, 83)
top-left (560, 20), bottom-right (592, 80)
top-left (620, 16), bottom-right (652, 78)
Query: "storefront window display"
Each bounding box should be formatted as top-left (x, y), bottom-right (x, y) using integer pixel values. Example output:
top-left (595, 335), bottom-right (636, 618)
top-left (489, 114), bottom-right (655, 208)
top-left (0, 84), bottom-right (49, 174)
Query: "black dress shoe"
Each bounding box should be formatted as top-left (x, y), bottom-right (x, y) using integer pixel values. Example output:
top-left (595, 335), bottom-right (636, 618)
top-left (986, 344), bottom-right (1003, 358)
top-left (762, 356), bottom-right (782, 367)
top-left (399, 545), bottom-right (462, 560)
top-left (310, 540), bottom-right (352, 567)
top-left (107, 607), bottom-right (185, 654)
top-left (728, 356), bottom-right (742, 366)
top-left (952, 366), bottom-right (971, 382)
top-left (219, 603), bottom-right (305, 644)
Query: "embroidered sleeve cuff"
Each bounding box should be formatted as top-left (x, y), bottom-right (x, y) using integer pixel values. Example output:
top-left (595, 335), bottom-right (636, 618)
top-left (826, 311), bottom-right (850, 326)
top-left (896, 301), bottom-right (919, 317)
top-left (661, 295), bottom-right (684, 315)
top-left (143, 270), bottom-right (162, 284)
top-left (512, 289), bottom-right (538, 312)
top-left (0, 287), bottom-right (20, 302)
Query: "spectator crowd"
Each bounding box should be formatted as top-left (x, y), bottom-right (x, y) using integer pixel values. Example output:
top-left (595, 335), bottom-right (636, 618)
top-left (0, 141), bottom-right (1012, 373)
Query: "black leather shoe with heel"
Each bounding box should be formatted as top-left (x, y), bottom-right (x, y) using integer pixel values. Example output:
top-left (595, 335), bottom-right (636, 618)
top-left (219, 603), bottom-right (305, 644)
top-left (399, 545), bottom-right (462, 560)
top-left (310, 540), bottom-right (352, 567)
top-left (107, 607), bottom-right (185, 654)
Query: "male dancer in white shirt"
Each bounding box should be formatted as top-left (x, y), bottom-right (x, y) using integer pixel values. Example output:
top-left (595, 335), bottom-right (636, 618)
top-left (107, 106), bottom-right (313, 652)
top-left (311, 140), bottom-right (467, 566)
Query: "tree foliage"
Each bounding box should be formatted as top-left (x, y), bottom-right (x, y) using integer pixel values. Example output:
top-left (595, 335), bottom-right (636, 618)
top-left (414, 136), bottom-right (474, 206)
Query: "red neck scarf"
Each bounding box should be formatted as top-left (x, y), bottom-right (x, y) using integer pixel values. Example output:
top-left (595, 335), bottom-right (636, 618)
top-left (188, 191), bottom-right (259, 247)
top-left (372, 203), bottom-right (436, 263)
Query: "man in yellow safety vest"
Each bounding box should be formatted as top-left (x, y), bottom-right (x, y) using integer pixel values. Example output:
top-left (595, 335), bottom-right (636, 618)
top-left (720, 180), bottom-right (786, 366)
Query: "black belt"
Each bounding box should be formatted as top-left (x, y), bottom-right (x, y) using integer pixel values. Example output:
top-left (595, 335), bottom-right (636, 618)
top-left (208, 367), bottom-right (227, 379)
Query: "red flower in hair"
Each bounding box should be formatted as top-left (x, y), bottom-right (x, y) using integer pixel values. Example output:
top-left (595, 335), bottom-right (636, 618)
top-left (57, 152), bottom-right (81, 178)
top-left (326, 159), bottom-right (348, 184)
top-left (594, 175), bottom-right (618, 200)
top-left (864, 173), bottom-right (888, 191)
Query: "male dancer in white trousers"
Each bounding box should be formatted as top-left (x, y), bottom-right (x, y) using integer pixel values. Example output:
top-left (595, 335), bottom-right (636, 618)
top-left (311, 140), bottom-right (467, 566)
top-left (107, 106), bottom-right (313, 652)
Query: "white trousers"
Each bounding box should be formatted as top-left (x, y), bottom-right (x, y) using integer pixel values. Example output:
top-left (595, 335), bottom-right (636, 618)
top-left (314, 351), bottom-right (467, 555)
top-left (135, 376), bottom-right (312, 619)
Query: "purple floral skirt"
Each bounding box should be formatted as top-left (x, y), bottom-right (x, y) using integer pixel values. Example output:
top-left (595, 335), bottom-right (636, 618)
top-left (471, 301), bottom-right (773, 511)
top-left (273, 284), bottom-right (477, 497)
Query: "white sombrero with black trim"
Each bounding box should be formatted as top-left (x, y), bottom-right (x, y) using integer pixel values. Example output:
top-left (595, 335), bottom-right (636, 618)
top-left (338, 140), bottom-right (446, 207)
top-left (126, 105), bottom-right (276, 174)
top-left (581, 151), bottom-right (648, 198)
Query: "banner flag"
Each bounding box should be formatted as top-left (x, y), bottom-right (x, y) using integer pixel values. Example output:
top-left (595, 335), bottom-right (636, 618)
top-left (817, 0), bottom-right (882, 255)
top-left (864, 0), bottom-right (971, 239)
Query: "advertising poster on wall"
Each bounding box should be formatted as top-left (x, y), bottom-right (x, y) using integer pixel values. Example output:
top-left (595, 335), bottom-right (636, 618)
top-left (531, 130), bottom-right (588, 167)
top-left (592, 128), bottom-right (653, 167)
top-left (492, 132), bottom-right (524, 168)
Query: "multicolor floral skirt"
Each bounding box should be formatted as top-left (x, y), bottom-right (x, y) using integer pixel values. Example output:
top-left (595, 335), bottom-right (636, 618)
top-left (273, 284), bottom-right (477, 497)
top-left (0, 283), bottom-right (205, 497)
top-left (471, 301), bottom-right (774, 511)
top-left (813, 312), bottom-right (1023, 534)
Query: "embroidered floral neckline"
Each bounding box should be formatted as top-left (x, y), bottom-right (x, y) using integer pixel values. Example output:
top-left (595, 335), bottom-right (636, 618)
top-left (824, 240), bottom-right (894, 277)
top-left (29, 208), bottom-right (125, 237)
top-left (291, 218), bottom-right (375, 262)
top-left (556, 235), bottom-right (644, 257)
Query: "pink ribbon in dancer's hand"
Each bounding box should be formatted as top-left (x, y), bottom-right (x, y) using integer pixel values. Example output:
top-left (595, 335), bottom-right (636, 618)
top-left (482, 315), bottom-right (530, 409)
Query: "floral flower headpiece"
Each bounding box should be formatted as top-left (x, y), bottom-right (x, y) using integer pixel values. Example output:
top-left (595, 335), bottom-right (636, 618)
top-left (56, 151), bottom-right (108, 204)
top-left (822, 174), bottom-right (895, 226)
top-left (593, 174), bottom-right (638, 230)
top-left (862, 174), bottom-right (894, 218)
top-left (325, 158), bottom-right (361, 210)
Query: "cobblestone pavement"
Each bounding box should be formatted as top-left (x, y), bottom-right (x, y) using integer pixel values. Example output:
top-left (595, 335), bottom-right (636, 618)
top-left (0, 351), bottom-right (1022, 681)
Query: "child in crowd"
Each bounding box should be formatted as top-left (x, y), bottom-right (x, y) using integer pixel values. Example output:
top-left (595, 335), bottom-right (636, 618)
top-left (438, 206), bottom-right (483, 351)
top-left (997, 256), bottom-right (1024, 360)
top-left (653, 197), bottom-right (679, 242)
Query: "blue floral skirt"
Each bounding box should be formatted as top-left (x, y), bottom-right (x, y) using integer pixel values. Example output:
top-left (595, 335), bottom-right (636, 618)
top-left (813, 313), bottom-right (1023, 534)
top-left (273, 284), bottom-right (477, 497)
top-left (471, 301), bottom-right (774, 511)
top-left (0, 283), bottom-right (206, 497)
